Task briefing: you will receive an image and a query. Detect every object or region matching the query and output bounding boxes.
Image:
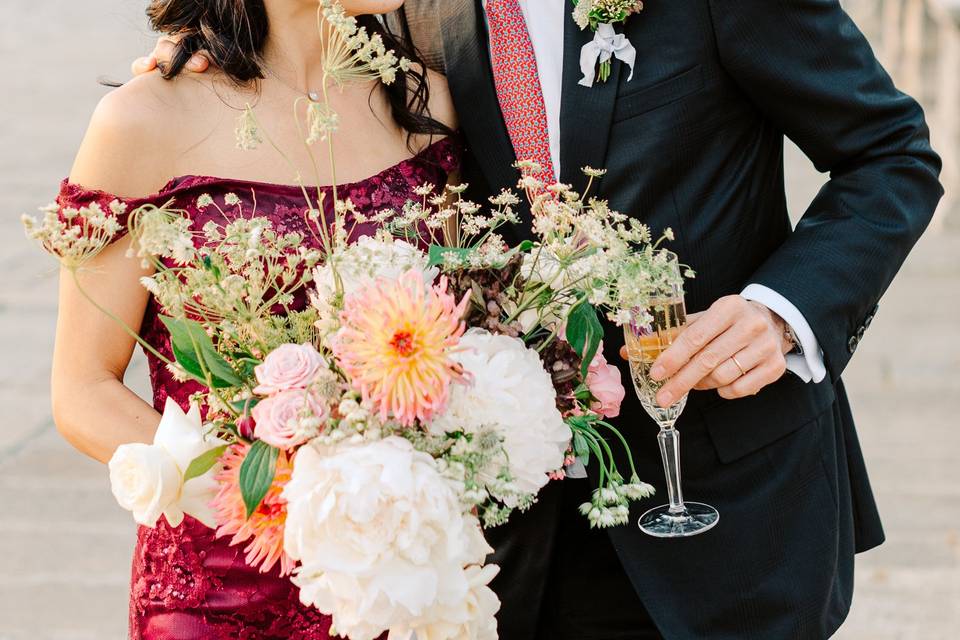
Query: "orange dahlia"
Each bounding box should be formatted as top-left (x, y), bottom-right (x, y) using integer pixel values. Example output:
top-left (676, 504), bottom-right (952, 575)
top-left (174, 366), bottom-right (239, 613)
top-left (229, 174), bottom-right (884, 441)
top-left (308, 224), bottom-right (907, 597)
top-left (332, 269), bottom-right (469, 427)
top-left (211, 443), bottom-right (295, 576)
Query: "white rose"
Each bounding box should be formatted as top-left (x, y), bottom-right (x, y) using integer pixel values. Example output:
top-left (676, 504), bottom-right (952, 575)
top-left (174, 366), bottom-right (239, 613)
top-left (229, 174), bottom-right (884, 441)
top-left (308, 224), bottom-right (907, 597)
top-left (431, 330), bottom-right (572, 504)
top-left (283, 437), bottom-right (491, 640)
top-left (108, 398), bottom-right (226, 528)
top-left (108, 444), bottom-right (181, 527)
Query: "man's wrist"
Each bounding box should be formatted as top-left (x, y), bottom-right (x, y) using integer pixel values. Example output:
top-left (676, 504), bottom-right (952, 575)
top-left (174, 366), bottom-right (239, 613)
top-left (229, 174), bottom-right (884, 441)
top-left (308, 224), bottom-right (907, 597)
top-left (747, 301), bottom-right (794, 355)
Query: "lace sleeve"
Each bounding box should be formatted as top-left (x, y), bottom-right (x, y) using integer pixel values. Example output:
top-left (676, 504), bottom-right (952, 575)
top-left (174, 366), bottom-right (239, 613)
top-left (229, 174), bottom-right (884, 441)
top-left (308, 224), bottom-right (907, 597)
top-left (56, 179), bottom-right (136, 240)
top-left (24, 179), bottom-right (165, 265)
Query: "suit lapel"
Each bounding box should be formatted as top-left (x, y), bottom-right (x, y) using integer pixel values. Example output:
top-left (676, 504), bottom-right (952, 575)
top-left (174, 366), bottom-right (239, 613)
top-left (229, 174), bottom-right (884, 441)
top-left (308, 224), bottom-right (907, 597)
top-left (438, 0), bottom-right (518, 196)
top-left (559, 15), bottom-right (621, 191)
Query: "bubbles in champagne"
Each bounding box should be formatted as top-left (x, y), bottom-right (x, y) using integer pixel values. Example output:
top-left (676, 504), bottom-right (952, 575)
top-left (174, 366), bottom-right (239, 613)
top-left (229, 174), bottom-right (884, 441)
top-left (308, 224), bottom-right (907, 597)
top-left (623, 297), bottom-right (688, 427)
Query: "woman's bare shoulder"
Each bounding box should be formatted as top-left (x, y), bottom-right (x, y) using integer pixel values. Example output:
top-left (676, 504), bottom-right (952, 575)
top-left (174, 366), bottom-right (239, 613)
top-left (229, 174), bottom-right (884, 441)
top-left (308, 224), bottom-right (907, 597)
top-left (69, 71), bottom-right (220, 198)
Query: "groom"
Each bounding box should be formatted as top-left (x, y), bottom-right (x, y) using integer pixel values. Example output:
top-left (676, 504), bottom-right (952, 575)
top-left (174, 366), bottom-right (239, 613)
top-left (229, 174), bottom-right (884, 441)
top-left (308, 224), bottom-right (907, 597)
top-left (141, 0), bottom-right (943, 637)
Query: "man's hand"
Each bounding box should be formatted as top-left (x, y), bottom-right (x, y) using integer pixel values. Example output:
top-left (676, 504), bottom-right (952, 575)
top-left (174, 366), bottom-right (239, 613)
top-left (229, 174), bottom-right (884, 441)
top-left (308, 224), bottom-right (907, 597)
top-left (130, 37), bottom-right (210, 77)
top-left (620, 296), bottom-right (793, 407)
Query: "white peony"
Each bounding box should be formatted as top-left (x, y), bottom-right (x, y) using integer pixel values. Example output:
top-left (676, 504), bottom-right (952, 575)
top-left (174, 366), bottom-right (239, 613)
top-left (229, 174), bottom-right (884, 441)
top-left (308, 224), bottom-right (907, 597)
top-left (283, 436), bottom-right (493, 640)
top-left (312, 235), bottom-right (437, 301)
top-left (393, 564), bottom-right (501, 640)
top-left (108, 398), bottom-right (226, 528)
top-left (431, 330), bottom-right (572, 504)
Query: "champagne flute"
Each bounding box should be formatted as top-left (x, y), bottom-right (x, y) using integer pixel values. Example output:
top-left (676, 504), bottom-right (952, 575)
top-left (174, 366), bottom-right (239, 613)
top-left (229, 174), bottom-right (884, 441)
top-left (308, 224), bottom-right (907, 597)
top-left (623, 253), bottom-right (719, 538)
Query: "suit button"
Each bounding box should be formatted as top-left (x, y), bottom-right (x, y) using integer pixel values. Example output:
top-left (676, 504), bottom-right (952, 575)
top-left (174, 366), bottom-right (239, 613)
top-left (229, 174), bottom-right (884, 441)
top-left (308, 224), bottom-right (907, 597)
top-left (848, 335), bottom-right (859, 354)
top-left (857, 326), bottom-right (866, 340)
top-left (865, 304), bottom-right (879, 329)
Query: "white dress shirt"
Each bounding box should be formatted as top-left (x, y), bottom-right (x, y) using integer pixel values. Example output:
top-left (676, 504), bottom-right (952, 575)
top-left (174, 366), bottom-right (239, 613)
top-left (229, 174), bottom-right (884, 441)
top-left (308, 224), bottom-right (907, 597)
top-left (483, 0), bottom-right (826, 384)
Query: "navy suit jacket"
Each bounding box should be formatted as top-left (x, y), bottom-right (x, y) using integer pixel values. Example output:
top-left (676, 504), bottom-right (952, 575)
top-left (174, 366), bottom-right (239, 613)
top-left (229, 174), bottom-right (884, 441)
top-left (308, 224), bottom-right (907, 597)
top-left (405, 1), bottom-right (943, 637)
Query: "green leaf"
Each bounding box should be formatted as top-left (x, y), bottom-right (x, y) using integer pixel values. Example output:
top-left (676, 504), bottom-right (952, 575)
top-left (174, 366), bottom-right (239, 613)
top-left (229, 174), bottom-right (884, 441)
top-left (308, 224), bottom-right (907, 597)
top-left (230, 397), bottom-right (261, 415)
top-left (573, 382), bottom-right (592, 402)
top-left (502, 240), bottom-right (535, 263)
top-left (239, 440), bottom-right (279, 517)
top-left (182, 444), bottom-right (229, 484)
top-left (427, 245), bottom-right (474, 268)
top-left (565, 300), bottom-right (603, 376)
top-left (572, 431), bottom-right (590, 461)
top-left (160, 316), bottom-right (245, 389)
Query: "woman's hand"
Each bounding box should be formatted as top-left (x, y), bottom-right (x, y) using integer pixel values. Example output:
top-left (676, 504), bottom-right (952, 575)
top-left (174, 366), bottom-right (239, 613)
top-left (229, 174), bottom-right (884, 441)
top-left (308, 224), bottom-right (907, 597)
top-left (131, 36), bottom-right (210, 76)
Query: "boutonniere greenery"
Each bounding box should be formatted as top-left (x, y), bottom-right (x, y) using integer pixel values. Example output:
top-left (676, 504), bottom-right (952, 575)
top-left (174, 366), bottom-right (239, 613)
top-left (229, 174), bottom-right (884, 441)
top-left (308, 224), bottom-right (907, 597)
top-left (572, 0), bottom-right (643, 87)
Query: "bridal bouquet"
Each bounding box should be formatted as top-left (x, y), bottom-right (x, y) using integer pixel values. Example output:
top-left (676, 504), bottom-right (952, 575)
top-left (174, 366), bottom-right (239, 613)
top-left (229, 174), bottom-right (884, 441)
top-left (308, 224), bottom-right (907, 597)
top-left (22, 2), bottom-right (689, 638)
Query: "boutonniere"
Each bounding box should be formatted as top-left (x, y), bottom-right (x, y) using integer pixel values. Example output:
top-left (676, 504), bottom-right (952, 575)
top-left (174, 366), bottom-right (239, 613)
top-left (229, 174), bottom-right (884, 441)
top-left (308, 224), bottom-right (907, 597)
top-left (572, 0), bottom-right (643, 87)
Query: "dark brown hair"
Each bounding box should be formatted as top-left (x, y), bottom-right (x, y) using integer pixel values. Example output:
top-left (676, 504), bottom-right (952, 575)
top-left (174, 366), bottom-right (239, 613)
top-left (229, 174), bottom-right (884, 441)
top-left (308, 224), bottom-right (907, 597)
top-left (146, 1), bottom-right (452, 141)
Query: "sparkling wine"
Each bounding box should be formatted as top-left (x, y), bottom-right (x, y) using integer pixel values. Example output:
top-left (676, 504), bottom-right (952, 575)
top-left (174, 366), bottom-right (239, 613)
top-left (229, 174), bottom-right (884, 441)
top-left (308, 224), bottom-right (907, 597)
top-left (623, 254), bottom-right (719, 537)
top-left (624, 298), bottom-right (687, 426)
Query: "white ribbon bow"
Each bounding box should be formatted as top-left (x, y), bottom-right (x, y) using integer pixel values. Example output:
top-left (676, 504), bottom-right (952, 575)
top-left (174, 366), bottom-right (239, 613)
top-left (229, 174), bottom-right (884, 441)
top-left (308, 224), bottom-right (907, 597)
top-left (578, 23), bottom-right (637, 88)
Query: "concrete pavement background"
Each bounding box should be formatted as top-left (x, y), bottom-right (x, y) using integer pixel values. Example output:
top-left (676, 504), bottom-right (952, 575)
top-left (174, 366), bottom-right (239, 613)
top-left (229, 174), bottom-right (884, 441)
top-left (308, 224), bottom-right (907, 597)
top-left (1, 1), bottom-right (957, 638)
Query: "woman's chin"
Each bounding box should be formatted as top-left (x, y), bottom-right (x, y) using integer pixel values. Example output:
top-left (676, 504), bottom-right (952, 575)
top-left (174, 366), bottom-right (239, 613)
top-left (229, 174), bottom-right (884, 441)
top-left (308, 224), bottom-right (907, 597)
top-left (339, 0), bottom-right (405, 16)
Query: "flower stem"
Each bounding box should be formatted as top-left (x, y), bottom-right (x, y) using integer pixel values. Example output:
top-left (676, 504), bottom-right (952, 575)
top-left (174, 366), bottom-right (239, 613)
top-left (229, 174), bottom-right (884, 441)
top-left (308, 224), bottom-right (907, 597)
top-left (70, 269), bottom-right (174, 367)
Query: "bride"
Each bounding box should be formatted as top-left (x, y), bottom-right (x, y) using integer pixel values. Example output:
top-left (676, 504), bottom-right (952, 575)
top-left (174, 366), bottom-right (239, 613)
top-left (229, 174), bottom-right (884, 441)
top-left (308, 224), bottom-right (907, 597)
top-left (50, 0), bottom-right (457, 636)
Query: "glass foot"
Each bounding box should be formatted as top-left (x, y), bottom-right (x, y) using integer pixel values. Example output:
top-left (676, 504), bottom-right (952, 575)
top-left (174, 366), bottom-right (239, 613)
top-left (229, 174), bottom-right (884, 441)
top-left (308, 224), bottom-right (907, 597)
top-left (638, 502), bottom-right (719, 538)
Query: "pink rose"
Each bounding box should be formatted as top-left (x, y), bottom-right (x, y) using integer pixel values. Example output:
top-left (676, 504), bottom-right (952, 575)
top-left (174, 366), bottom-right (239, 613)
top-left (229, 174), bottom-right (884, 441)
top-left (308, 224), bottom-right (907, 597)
top-left (586, 345), bottom-right (626, 419)
top-left (254, 343), bottom-right (327, 395)
top-left (252, 389), bottom-right (329, 450)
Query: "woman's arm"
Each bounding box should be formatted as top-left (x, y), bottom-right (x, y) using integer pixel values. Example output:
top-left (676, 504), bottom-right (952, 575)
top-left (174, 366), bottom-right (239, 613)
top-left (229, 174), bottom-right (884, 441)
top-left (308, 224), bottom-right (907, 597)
top-left (51, 79), bottom-right (174, 464)
top-left (51, 240), bottom-right (159, 464)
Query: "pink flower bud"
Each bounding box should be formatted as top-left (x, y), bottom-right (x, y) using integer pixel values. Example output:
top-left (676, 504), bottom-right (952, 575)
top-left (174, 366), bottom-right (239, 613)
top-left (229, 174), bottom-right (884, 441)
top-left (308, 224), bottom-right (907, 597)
top-left (586, 343), bottom-right (626, 419)
top-left (236, 415), bottom-right (256, 440)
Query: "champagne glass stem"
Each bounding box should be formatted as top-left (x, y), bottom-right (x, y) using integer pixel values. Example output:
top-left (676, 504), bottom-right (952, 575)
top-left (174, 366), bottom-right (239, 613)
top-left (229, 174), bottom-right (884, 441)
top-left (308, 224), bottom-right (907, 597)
top-left (658, 426), bottom-right (686, 515)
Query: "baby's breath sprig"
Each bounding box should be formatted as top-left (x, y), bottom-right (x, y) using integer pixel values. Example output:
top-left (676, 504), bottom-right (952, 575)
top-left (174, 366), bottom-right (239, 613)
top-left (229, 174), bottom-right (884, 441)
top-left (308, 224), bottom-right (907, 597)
top-left (318, 0), bottom-right (410, 87)
top-left (235, 105), bottom-right (262, 151)
top-left (22, 201), bottom-right (125, 271)
top-left (573, 0), bottom-right (645, 31)
top-left (21, 200), bottom-right (182, 370)
top-left (129, 199), bottom-right (323, 354)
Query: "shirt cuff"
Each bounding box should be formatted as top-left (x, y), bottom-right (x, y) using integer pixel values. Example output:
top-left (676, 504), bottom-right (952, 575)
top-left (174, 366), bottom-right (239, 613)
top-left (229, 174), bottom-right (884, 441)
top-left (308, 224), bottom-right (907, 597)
top-left (741, 284), bottom-right (827, 384)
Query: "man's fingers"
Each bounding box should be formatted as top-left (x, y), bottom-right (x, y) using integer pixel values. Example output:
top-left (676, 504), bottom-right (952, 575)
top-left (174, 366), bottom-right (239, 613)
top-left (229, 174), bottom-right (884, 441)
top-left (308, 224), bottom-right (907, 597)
top-left (654, 323), bottom-right (752, 406)
top-left (694, 340), bottom-right (771, 390)
top-left (147, 36), bottom-right (211, 75)
top-left (650, 297), bottom-right (741, 382)
top-left (186, 54), bottom-right (210, 73)
top-left (131, 56), bottom-right (158, 76)
top-left (717, 359), bottom-right (787, 399)
top-left (152, 36), bottom-right (179, 62)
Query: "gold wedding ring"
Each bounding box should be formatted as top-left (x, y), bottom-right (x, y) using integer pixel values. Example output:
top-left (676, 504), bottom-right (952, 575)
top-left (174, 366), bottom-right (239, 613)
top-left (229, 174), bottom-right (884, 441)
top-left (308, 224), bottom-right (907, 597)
top-left (731, 355), bottom-right (747, 378)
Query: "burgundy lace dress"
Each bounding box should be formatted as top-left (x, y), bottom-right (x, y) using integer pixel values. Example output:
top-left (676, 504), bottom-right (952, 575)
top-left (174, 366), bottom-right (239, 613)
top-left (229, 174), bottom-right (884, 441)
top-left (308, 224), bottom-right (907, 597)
top-left (57, 137), bottom-right (462, 640)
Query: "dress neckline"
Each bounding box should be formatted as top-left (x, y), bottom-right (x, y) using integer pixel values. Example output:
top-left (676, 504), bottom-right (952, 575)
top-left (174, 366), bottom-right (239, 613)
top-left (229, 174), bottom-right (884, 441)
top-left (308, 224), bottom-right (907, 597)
top-left (60, 135), bottom-right (458, 205)
top-left (159, 135), bottom-right (455, 195)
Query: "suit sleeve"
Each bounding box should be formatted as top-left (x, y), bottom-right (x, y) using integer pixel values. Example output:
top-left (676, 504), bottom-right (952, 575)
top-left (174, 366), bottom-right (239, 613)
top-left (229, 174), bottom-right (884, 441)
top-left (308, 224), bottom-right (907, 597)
top-left (388, 3), bottom-right (447, 73)
top-left (707, 0), bottom-right (943, 380)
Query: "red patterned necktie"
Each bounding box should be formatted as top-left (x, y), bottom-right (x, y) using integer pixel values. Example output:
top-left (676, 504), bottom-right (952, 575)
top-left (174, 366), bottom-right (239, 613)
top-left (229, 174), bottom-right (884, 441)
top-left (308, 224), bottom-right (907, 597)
top-left (486, 0), bottom-right (557, 185)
